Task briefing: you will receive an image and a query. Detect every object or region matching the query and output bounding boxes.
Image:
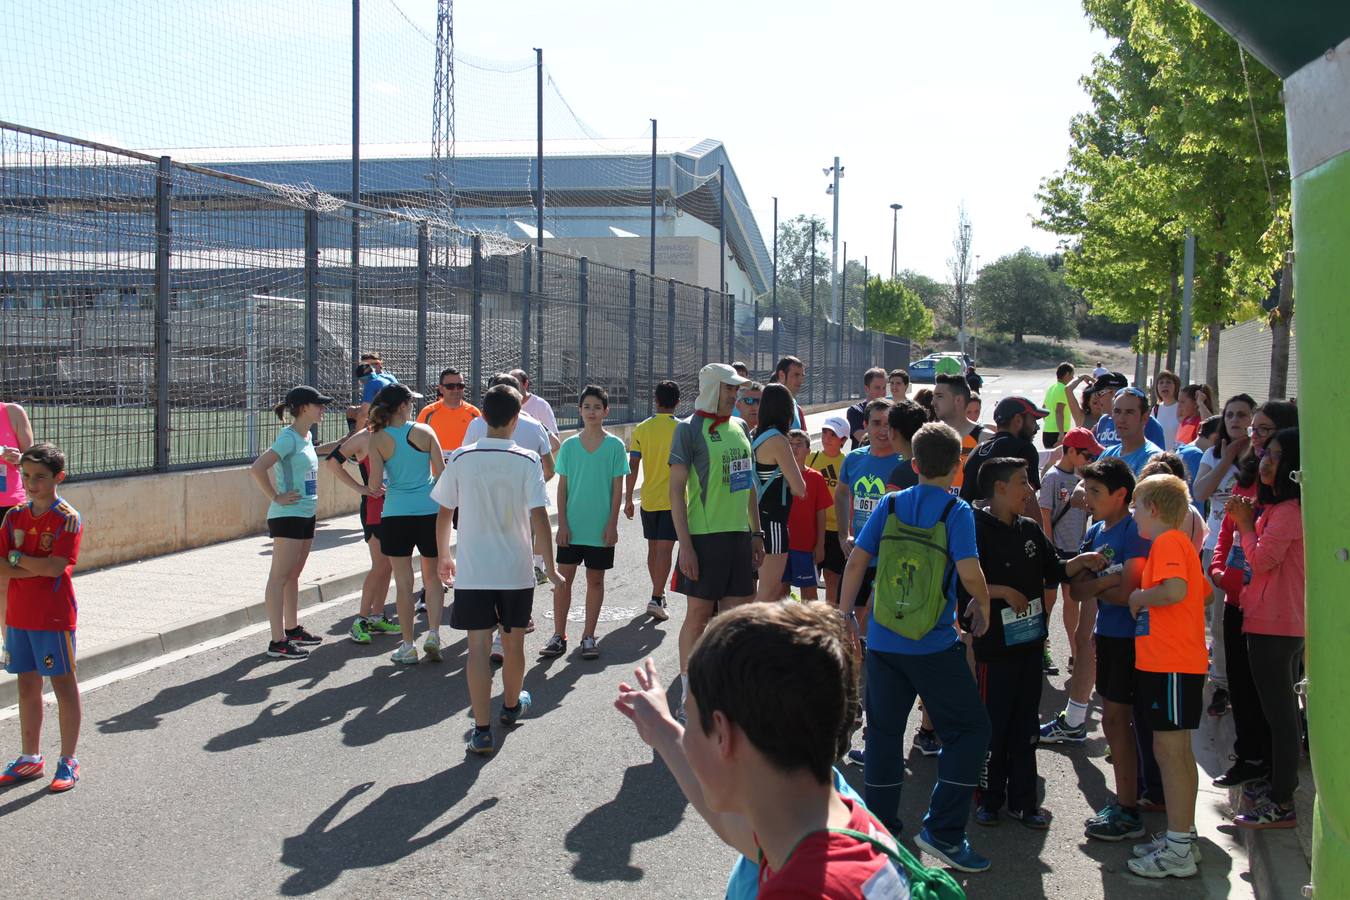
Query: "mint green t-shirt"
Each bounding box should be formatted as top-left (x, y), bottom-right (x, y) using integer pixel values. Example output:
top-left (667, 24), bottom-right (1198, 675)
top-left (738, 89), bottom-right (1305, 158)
top-left (267, 427), bottom-right (319, 520)
top-left (556, 432), bottom-right (630, 546)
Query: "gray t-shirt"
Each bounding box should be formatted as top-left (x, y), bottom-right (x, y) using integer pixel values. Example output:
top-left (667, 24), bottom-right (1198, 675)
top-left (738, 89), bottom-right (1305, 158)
top-left (1039, 466), bottom-right (1088, 553)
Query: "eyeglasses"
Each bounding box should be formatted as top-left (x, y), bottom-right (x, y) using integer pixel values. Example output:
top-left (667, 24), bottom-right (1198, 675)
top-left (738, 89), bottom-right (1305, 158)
top-left (440, 383), bottom-right (465, 390)
top-left (1247, 424), bottom-right (1276, 437)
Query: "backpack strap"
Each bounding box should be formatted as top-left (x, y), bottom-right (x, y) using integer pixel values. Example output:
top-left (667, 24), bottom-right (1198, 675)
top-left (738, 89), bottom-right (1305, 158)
top-left (935, 495), bottom-right (960, 595)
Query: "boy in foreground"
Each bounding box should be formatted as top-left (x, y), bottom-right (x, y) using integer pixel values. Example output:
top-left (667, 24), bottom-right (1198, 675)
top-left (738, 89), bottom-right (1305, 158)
top-left (965, 458), bottom-right (1104, 828)
top-left (840, 422), bottom-right (995, 873)
top-left (434, 386), bottom-right (563, 755)
top-left (0, 444), bottom-right (84, 791)
top-left (615, 602), bottom-right (928, 897)
top-left (1124, 473), bottom-right (1212, 878)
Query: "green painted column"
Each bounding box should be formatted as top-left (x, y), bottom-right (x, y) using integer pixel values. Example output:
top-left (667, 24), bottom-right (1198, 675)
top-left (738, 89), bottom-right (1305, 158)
top-left (1285, 35), bottom-right (1350, 898)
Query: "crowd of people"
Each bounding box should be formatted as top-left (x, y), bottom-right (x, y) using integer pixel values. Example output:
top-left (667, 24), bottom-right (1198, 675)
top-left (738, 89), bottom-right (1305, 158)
top-left (0, 349), bottom-right (1308, 896)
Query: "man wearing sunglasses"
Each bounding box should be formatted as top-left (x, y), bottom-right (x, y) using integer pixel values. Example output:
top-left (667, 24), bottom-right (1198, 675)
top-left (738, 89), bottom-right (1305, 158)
top-left (417, 367), bottom-right (481, 464)
top-left (732, 382), bottom-right (763, 431)
top-left (1099, 388), bottom-right (1164, 476)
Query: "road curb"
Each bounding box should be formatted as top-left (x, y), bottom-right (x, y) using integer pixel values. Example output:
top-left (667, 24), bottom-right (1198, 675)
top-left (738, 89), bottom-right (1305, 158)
top-left (1231, 785), bottom-right (1312, 900)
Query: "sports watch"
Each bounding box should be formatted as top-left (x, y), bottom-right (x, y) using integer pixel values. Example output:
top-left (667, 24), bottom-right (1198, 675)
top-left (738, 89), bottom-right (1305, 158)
top-left (6, 550), bottom-right (19, 568)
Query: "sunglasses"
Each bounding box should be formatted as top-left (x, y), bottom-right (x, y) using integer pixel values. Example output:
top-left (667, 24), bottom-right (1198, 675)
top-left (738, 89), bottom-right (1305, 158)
top-left (440, 383), bottom-right (466, 390)
top-left (738, 397), bottom-right (760, 406)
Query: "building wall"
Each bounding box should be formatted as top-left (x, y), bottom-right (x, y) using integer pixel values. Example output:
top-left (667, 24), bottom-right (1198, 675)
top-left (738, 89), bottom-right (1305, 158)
top-left (1192, 316), bottom-right (1299, 404)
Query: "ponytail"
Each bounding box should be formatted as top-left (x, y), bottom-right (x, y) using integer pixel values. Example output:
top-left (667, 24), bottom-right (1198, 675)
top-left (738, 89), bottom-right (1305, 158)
top-left (368, 400), bottom-right (394, 432)
top-left (368, 382), bottom-right (414, 432)
top-left (273, 400), bottom-right (291, 421)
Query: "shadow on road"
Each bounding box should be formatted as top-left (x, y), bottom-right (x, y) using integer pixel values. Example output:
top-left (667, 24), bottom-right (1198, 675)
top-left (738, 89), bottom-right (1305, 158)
top-left (565, 753), bottom-right (689, 882)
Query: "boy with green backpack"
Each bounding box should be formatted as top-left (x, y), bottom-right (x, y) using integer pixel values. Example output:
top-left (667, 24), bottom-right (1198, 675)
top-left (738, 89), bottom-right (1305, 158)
top-left (839, 422), bottom-right (996, 873)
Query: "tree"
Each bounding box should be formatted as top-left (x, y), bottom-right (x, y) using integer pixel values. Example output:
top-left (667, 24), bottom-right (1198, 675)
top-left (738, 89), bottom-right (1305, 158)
top-left (773, 214), bottom-right (832, 319)
top-left (974, 251), bottom-right (1076, 344)
top-left (895, 269), bottom-right (951, 315)
top-left (946, 205), bottom-right (974, 342)
top-left (863, 277), bottom-right (934, 343)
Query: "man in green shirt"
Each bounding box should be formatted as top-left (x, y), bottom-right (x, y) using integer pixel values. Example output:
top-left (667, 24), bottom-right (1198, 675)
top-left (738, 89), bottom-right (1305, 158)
top-left (669, 363), bottom-right (765, 722)
top-left (1043, 363), bottom-right (1078, 450)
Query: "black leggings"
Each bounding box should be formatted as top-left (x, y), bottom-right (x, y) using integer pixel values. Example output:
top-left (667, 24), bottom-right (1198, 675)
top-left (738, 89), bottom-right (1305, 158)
top-left (1224, 603), bottom-right (1272, 767)
top-left (1246, 633), bottom-right (1305, 804)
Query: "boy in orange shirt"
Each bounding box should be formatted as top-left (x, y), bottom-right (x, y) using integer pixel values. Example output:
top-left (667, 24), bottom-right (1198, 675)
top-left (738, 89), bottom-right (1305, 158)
top-left (1125, 473), bottom-right (1212, 879)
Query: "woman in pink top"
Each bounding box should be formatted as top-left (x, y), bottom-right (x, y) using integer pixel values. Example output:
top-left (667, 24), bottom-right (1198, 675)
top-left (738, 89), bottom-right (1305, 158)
top-left (1225, 427), bottom-right (1303, 830)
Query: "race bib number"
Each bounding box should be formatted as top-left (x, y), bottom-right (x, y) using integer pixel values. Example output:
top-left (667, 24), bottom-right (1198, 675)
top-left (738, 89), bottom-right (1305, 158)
top-left (854, 495), bottom-right (880, 515)
top-left (1134, 608), bottom-right (1150, 637)
top-left (1001, 598), bottom-right (1045, 646)
top-left (303, 466), bottom-right (318, 499)
top-left (727, 454), bottom-right (751, 493)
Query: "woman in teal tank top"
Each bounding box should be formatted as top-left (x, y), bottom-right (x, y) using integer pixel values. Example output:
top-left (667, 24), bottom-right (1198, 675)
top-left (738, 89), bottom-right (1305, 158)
top-left (367, 383), bottom-right (447, 666)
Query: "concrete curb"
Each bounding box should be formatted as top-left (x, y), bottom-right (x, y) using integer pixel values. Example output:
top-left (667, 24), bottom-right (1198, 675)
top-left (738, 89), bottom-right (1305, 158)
top-left (1230, 785), bottom-right (1312, 900)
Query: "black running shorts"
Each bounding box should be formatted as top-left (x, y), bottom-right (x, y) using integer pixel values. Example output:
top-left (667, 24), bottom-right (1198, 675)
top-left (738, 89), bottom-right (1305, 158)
top-left (380, 514), bottom-right (439, 558)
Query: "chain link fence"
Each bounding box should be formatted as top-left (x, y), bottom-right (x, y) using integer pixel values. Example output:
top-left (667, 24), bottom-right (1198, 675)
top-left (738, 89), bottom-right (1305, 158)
top-left (1, 121), bottom-right (909, 481)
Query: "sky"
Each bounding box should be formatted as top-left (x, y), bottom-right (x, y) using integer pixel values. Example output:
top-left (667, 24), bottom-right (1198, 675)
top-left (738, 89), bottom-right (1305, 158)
top-left (2, 0), bottom-right (1114, 282)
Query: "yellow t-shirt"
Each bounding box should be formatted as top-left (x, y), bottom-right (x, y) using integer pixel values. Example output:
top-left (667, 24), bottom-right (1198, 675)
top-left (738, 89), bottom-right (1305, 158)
top-left (807, 449), bottom-right (846, 532)
top-left (630, 414), bottom-right (679, 512)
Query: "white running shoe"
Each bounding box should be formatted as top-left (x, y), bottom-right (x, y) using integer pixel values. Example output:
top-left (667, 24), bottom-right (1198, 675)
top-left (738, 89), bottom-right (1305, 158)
top-left (390, 642), bottom-right (418, 666)
top-left (1127, 844), bottom-right (1198, 879)
top-left (1132, 830), bottom-right (1202, 863)
top-left (422, 630), bottom-right (442, 662)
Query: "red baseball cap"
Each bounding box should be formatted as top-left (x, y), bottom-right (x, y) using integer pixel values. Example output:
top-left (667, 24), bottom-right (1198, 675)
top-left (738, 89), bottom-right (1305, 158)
top-left (1061, 426), bottom-right (1105, 455)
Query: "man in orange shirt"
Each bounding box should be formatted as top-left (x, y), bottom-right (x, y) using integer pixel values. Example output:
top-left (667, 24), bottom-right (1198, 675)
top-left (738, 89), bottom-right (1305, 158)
top-left (417, 367), bottom-right (481, 464)
top-left (1126, 473), bottom-right (1212, 880)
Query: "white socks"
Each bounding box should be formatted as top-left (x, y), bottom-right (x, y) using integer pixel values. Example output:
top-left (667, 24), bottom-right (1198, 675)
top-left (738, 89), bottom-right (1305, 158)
top-left (1165, 830), bottom-right (1194, 857)
top-left (1064, 699), bottom-right (1090, 728)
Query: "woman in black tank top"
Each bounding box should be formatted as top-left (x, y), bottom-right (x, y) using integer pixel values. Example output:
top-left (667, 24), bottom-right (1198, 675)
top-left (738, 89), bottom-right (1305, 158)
top-left (753, 384), bottom-right (807, 602)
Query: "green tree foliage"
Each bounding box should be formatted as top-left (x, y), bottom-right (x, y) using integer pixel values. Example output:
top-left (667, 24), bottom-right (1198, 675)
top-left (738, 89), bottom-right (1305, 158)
top-left (975, 251), bottom-right (1076, 344)
top-left (863, 277), bottom-right (934, 343)
top-left (772, 214), bottom-right (832, 319)
top-left (896, 269), bottom-right (951, 315)
top-left (1035, 0), bottom-right (1289, 362)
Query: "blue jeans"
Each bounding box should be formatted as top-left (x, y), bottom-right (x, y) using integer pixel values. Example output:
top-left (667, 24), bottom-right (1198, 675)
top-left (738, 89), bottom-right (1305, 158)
top-left (864, 642), bottom-right (991, 846)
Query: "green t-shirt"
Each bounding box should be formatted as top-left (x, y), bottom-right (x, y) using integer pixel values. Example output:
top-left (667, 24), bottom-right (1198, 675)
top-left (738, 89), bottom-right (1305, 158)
top-left (556, 432), bottom-right (630, 546)
top-left (1045, 381), bottom-right (1072, 433)
top-left (669, 416), bottom-right (753, 535)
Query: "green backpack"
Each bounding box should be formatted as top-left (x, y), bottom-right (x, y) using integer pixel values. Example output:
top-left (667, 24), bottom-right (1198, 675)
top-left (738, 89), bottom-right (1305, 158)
top-left (873, 491), bottom-right (959, 640)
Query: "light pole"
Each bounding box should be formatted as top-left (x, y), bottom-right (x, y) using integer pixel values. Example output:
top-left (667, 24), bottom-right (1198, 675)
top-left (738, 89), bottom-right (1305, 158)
top-left (889, 203), bottom-right (902, 280)
top-left (824, 158), bottom-right (844, 322)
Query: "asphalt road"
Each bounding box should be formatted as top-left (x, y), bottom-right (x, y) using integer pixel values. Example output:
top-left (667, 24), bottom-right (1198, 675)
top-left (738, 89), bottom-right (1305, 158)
top-left (0, 371), bottom-right (1252, 899)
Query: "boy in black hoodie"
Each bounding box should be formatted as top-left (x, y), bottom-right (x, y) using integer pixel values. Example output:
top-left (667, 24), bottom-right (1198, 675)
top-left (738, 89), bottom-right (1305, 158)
top-left (962, 457), bottom-right (1105, 828)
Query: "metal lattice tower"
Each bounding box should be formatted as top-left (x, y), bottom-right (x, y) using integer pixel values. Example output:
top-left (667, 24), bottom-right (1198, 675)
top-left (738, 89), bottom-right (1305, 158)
top-left (431, 0), bottom-right (455, 223)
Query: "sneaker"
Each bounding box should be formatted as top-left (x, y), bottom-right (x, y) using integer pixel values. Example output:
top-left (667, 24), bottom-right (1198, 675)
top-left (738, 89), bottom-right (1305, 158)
top-left (349, 618), bottom-right (372, 644)
top-left (912, 727), bottom-right (940, 757)
top-left (500, 690), bottom-right (533, 726)
top-left (539, 634), bottom-right (567, 658)
top-left (1126, 844), bottom-right (1198, 879)
top-left (1207, 687), bottom-right (1230, 717)
top-left (49, 757), bottom-right (79, 793)
top-left (580, 635), bottom-right (600, 660)
top-left (534, 565), bottom-right (549, 586)
top-left (1085, 804), bottom-right (1146, 841)
top-left (467, 727), bottom-right (494, 756)
top-left (1008, 807), bottom-right (1051, 829)
top-left (267, 639), bottom-right (309, 660)
top-left (1067, 654), bottom-right (1075, 673)
top-left (675, 702), bottom-right (687, 726)
top-left (368, 614), bottom-right (401, 634)
top-left (1038, 712), bottom-right (1087, 745)
top-left (414, 588), bottom-right (427, 612)
top-left (390, 642), bottom-right (418, 665)
top-left (490, 633), bottom-right (504, 664)
top-left (1133, 830), bottom-right (1202, 863)
top-left (1137, 795), bottom-right (1167, 813)
top-left (974, 807), bottom-right (1000, 827)
top-left (914, 829), bottom-right (991, 873)
top-left (526, 617), bottom-right (536, 634)
top-left (0, 756), bottom-right (44, 785)
top-left (647, 596), bottom-right (670, 621)
top-left (1240, 779), bottom-right (1272, 811)
top-left (846, 748), bottom-right (865, 766)
top-left (1213, 758), bottom-right (1269, 788)
top-left (1042, 645), bottom-right (1059, 676)
top-left (285, 625), bottom-right (322, 646)
top-left (1235, 798), bottom-right (1297, 830)
top-left (422, 630), bottom-right (442, 662)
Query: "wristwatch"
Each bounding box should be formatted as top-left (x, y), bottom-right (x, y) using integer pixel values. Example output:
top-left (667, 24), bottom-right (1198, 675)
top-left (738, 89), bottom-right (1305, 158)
top-left (7, 550), bottom-right (19, 568)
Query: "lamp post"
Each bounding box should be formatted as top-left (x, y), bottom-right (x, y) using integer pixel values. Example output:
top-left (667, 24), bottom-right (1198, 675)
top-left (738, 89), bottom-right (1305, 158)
top-left (824, 158), bottom-right (844, 322)
top-left (889, 203), bottom-right (902, 280)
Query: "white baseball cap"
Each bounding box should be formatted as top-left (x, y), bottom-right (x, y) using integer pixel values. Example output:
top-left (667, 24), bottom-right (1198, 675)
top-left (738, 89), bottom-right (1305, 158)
top-left (822, 415), bottom-right (850, 439)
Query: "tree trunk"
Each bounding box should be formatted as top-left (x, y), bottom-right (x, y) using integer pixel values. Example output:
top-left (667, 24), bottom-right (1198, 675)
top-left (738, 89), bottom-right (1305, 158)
top-left (1167, 259), bottom-right (1179, 371)
top-left (1206, 321), bottom-right (1221, 396)
top-left (1268, 251), bottom-right (1295, 400)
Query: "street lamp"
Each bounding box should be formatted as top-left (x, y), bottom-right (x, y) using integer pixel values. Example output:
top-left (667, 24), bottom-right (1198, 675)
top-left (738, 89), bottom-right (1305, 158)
top-left (890, 203), bottom-right (902, 280)
top-left (824, 158), bottom-right (844, 322)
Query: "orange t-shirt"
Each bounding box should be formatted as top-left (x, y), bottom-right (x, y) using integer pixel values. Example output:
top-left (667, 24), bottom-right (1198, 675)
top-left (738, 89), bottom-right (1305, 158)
top-left (417, 400), bottom-right (481, 459)
top-left (950, 426), bottom-right (982, 490)
top-left (1135, 528), bottom-right (1211, 674)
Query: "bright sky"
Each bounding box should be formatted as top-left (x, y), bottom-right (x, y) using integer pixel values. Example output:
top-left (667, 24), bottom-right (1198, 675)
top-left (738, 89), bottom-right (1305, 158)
top-left (2, 0), bottom-right (1113, 282)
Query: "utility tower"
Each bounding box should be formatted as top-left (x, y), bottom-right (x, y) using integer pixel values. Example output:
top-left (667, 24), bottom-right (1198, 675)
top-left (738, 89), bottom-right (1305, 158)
top-left (431, 0), bottom-right (456, 222)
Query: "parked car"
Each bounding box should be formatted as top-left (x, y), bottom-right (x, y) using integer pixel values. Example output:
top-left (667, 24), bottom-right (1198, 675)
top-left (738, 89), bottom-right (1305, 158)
top-left (908, 357), bottom-right (938, 383)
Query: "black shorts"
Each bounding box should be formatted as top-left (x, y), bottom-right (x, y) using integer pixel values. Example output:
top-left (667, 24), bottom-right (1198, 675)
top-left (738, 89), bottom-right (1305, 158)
top-left (451, 588), bottom-right (534, 632)
top-left (640, 508), bottom-right (678, 542)
top-left (763, 518), bottom-right (789, 555)
top-left (1042, 432), bottom-right (1061, 449)
top-left (675, 531), bottom-right (756, 603)
top-left (362, 522), bottom-right (383, 544)
top-left (1095, 634), bottom-right (1136, 704)
top-left (268, 515), bottom-right (316, 540)
top-left (1134, 670), bottom-right (1205, 731)
top-left (821, 531), bottom-right (846, 574)
top-left (380, 514), bottom-right (439, 558)
top-left (557, 544), bottom-right (615, 570)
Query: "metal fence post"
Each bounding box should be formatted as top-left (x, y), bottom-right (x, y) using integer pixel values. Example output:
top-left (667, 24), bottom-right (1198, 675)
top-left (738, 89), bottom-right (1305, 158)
top-left (416, 222), bottom-right (429, 395)
top-left (627, 269), bottom-right (638, 421)
top-left (752, 297), bottom-right (759, 375)
top-left (807, 308), bottom-right (816, 405)
top-left (153, 155), bottom-right (172, 471)
top-left (726, 293), bottom-right (734, 363)
top-left (536, 250), bottom-right (545, 391)
top-left (471, 234), bottom-right (483, 395)
top-left (522, 246), bottom-right (533, 372)
top-left (578, 256), bottom-right (589, 391)
top-left (701, 287), bottom-right (710, 367)
top-left (304, 200), bottom-right (320, 396)
top-left (667, 280), bottom-right (676, 379)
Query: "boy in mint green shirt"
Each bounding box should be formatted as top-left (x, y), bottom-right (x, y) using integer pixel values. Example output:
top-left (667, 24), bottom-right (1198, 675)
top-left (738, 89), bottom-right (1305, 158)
top-left (542, 385), bottom-right (629, 661)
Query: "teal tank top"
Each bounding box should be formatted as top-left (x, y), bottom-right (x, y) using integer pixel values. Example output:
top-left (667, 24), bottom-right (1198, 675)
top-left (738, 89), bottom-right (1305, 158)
top-left (380, 423), bottom-right (439, 517)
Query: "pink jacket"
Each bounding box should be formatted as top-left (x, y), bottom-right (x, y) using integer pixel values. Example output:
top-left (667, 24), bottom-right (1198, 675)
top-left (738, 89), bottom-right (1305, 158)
top-left (1239, 500), bottom-right (1305, 638)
